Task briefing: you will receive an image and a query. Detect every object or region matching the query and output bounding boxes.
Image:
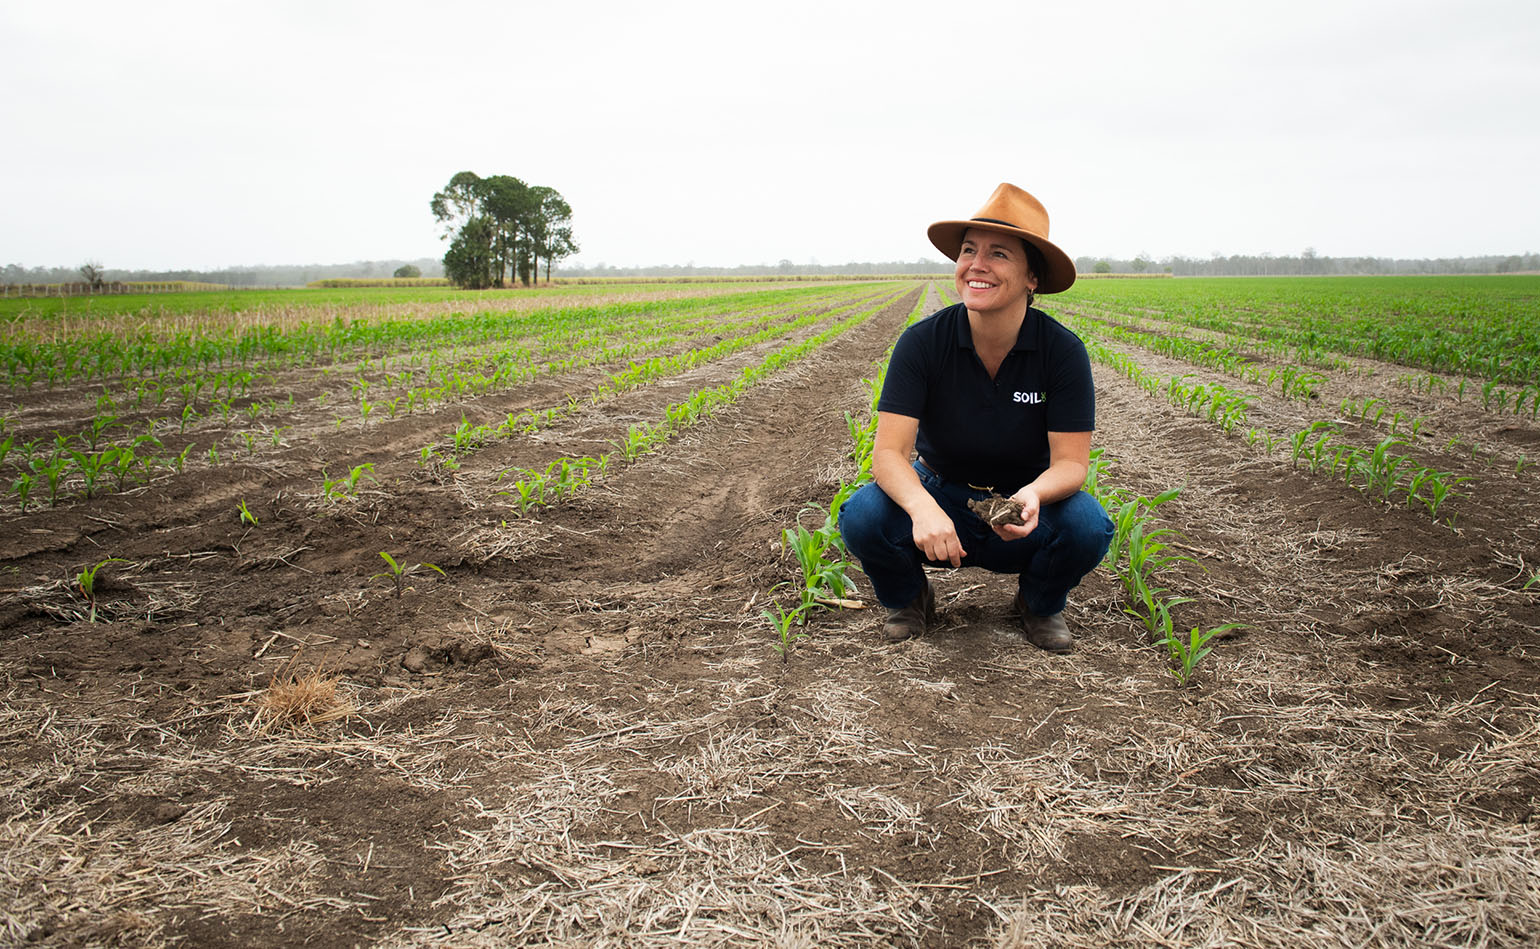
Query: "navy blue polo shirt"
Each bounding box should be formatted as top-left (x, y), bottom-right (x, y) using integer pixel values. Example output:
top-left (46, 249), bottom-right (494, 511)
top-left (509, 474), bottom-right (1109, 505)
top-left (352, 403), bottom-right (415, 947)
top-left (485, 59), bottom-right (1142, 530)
top-left (878, 302), bottom-right (1095, 493)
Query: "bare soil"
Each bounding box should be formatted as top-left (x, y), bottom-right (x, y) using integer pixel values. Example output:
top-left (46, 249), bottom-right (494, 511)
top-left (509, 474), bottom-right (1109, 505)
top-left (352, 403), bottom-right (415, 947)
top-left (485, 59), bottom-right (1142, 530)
top-left (4, 282), bottom-right (1540, 947)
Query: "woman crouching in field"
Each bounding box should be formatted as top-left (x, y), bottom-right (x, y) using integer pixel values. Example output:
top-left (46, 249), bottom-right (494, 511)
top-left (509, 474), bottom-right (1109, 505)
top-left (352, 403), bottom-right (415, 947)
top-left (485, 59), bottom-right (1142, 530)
top-left (839, 183), bottom-right (1114, 652)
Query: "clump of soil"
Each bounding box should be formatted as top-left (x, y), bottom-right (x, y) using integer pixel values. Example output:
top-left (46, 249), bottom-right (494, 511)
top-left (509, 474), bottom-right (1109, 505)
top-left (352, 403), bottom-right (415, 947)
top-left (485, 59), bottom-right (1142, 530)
top-left (967, 494), bottom-right (1026, 527)
top-left (402, 638), bottom-right (495, 674)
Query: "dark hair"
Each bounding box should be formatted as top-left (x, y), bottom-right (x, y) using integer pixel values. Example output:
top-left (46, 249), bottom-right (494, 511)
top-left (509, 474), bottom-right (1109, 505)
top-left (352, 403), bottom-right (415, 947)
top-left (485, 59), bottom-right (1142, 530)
top-left (1019, 239), bottom-right (1045, 283)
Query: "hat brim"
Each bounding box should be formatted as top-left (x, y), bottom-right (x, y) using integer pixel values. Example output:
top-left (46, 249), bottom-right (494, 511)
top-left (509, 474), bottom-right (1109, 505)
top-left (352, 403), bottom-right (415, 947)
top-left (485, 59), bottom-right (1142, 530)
top-left (928, 220), bottom-right (1076, 294)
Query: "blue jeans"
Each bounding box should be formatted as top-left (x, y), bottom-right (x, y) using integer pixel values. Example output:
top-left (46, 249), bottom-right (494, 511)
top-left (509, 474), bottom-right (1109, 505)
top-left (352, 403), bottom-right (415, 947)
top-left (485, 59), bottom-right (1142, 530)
top-left (839, 461), bottom-right (1114, 616)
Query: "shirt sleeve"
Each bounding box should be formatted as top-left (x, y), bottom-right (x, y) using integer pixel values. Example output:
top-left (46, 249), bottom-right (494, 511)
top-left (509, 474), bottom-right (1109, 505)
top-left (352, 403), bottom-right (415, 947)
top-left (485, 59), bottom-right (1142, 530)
top-left (1046, 332), bottom-right (1096, 432)
top-left (876, 322), bottom-right (929, 419)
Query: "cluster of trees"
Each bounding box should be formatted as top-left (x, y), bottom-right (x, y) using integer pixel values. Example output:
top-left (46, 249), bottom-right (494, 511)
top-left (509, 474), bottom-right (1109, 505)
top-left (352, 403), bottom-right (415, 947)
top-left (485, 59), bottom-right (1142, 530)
top-left (1074, 250), bottom-right (1540, 277)
top-left (430, 172), bottom-right (577, 289)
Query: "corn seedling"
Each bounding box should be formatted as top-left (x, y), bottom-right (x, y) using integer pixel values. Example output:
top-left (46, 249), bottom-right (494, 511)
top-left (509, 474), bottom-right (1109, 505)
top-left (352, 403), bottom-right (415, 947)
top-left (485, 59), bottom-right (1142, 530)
top-left (321, 462), bottom-right (377, 502)
top-left (69, 447), bottom-right (115, 499)
top-left (1290, 421), bottom-right (1339, 470)
top-left (1360, 437), bottom-right (1413, 497)
top-left (85, 412), bottom-right (117, 450)
top-left (36, 453), bottom-right (68, 507)
top-left (237, 498), bottom-right (259, 526)
top-left (373, 551), bottom-right (445, 597)
top-left (12, 472), bottom-right (34, 512)
top-left (1124, 582), bottom-right (1191, 642)
top-left (763, 602), bottom-right (810, 663)
top-left (1163, 622), bottom-right (1245, 685)
top-left (782, 520), bottom-right (857, 615)
top-left (1121, 517), bottom-right (1197, 607)
top-left (1409, 470), bottom-right (1469, 517)
top-left (1103, 487), bottom-right (1182, 574)
top-left (75, 557), bottom-right (129, 622)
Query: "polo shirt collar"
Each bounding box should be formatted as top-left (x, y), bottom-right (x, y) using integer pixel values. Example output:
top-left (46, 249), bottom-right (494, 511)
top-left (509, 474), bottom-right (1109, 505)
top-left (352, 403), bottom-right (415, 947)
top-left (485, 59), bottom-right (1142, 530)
top-left (954, 305), bottom-right (1040, 352)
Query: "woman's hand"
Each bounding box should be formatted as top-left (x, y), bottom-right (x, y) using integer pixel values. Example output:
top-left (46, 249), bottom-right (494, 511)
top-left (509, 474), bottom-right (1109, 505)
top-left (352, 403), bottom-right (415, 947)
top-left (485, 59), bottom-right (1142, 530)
top-left (992, 487), bottom-right (1041, 540)
top-left (873, 412), bottom-right (968, 567)
top-left (913, 506), bottom-right (966, 567)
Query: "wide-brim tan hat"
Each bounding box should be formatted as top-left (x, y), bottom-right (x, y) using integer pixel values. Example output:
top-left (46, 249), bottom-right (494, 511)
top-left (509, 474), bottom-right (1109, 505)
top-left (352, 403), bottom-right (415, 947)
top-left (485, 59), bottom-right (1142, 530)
top-left (927, 183), bottom-right (1076, 294)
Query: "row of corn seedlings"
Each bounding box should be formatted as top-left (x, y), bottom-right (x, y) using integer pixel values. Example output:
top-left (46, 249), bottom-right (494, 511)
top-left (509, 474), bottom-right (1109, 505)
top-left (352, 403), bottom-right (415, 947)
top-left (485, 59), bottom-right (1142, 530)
top-left (1083, 332), bottom-right (1472, 524)
top-left (0, 424), bottom-right (199, 511)
top-left (5, 285), bottom-right (853, 458)
top-left (1103, 315), bottom-right (1536, 478)
top-left (499, 290), bottom-right (905, 516)
top-left (1063, 295), bottom-right (1362, 377)
top-left (1287, 422), bottom-right (1468, 518)
top-left (1, 288), bottom-right (883, 511)
top-left (1337, 396), bottom-right (1433, 439)
top-left (1086, 448), bottom-right (1241, 685)
top-left (1062, 276), bottom-right (1540, 387)
top-left (763, 282), bottom-right (944, 660)
top-left (419, 290), bottom-right (887, 468)
top-left (1389, 370), bottom-right (1540, 419)
top-left (1071, 316), bottom-right (1329, 402)
top-left (1087, 342), bottom-right (1256, 434)
top-left (233, 288), bottom-right (830, 433)
top-left (1477, 379), bottom-right (1540, 418)
top-left (2, 284), bottom-right (852, 389)
top-left (1090, 300), bottom-right (1533, 468)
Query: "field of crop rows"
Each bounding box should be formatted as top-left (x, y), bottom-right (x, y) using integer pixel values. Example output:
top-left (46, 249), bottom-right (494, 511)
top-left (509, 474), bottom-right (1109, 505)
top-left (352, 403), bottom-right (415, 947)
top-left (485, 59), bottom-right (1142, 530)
top-left (3, 276), bottom-right (1538, 947)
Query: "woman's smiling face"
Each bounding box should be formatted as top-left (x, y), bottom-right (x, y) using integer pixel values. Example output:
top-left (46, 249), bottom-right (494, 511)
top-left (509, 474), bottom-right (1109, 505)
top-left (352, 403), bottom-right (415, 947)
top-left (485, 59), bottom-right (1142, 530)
top-left (955, 227), bottom-right (1038, 316)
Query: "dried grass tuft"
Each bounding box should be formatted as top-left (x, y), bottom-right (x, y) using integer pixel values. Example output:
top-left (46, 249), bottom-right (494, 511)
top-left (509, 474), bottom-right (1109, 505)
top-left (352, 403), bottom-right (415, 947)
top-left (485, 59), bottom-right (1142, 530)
top-left (248, 658), bottom-right (356, 736)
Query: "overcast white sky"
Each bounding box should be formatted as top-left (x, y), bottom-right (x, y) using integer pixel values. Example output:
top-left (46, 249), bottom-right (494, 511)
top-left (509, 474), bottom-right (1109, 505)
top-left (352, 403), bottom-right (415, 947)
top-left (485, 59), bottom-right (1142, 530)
top-left (3, 0), bottom-right (1537, 270)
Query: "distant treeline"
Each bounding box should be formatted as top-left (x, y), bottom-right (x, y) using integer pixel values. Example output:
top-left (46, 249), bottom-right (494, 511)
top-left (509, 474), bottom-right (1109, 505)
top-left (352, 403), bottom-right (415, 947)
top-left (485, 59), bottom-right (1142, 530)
top-left (550, 274), bottom-right (926, 284)
top-left (306, 277), bottom-right (452, 288)
top-left (0, 281), bottom-right (230, 298)
top-left (0, 259), bottom-right (444, 288)
top-left (5, 250), bottom-right (1535, 289)
top-left (1074, 251), bottom-right (1540, 277)
top-left (559, 260), bottom-right (953, 278)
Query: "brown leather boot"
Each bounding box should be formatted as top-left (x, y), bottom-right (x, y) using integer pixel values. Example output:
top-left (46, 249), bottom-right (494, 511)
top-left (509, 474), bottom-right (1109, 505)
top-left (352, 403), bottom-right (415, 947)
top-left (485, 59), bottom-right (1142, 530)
top-left (1014, 593), bottom-right (1074, 654)
top-left (883, 579), bottom-right (936, 642)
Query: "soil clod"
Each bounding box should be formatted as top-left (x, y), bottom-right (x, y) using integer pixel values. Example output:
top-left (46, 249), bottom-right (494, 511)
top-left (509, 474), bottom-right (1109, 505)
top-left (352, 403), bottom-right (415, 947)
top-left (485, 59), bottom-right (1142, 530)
top-left (968, 494), bottom-right (1026, 527)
